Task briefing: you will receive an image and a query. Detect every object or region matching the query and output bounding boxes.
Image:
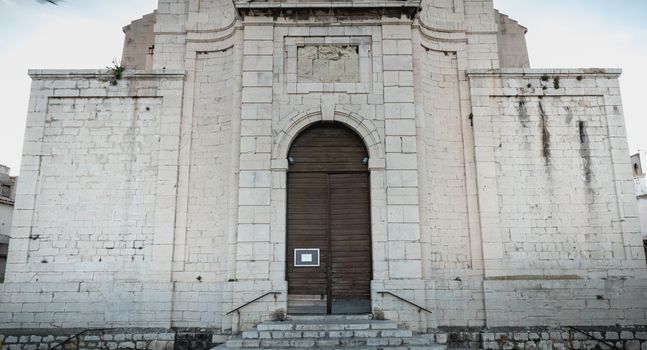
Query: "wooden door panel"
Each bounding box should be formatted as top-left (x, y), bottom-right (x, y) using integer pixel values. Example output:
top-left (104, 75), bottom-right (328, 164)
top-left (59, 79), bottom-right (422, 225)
top-left (329, 173), bottom-right (372, 310)
top-left (287, 172), bottom-right (328, 309)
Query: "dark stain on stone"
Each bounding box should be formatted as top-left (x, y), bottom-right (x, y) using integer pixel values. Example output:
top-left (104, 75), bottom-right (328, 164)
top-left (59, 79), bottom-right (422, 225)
top-left (538, 101), bottom-right (551, 165)
top-left (565, 106), bottom-right (573, 124)
top-left (578, 121), bottom-right (594, 187)
top-left (517, 98), bottom-right (529, 127)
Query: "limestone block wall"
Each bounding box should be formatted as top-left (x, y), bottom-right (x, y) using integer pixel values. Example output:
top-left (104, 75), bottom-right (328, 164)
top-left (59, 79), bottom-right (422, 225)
top-left (413, 0), bottom-right (502, 328)
top-left (468, 68), bottom-right (647, 327)
top-left (416, 47), bottom-right (485, 328)
top-left (153, 0), bottom-right (237, 71)
top-left (463, 0), bottom-right (500, 70)
top-left (170, 48), bottom-right (237, 328)
top-left (0, 70), bottom-right (185, 328)
top-left (638, 194), bottom-right (647, 236)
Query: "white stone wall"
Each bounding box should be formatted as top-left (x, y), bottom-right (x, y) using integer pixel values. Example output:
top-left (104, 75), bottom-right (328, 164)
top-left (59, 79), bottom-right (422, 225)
top-left (638, 194), bottom-right (647, 236)
top-left (416, 47), bottom-right (485, 328)
top-left (0, 70), bottom-right (184, 328)
top-left (468, 69), bottom-right (647, 327)
top-left (170, 49), bottom-right (236, 328)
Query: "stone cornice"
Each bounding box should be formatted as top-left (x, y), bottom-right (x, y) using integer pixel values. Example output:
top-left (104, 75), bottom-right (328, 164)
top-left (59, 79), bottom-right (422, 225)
top-left (467, 68), bottom-right (622, 78)
top-left (234, 0), bottom-right (421, 19)
top-left (28, 70), bottom-right (186, 80)
top-left (234, 0), bottom-right (421, 10)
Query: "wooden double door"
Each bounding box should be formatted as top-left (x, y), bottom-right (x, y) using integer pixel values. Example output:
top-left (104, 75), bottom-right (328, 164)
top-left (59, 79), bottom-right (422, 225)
top-left (286, 123), bottom-right (372, 314)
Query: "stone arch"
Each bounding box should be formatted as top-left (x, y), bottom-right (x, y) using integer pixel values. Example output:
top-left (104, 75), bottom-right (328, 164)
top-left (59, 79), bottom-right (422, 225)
top-left (273, 108), bottom-right (384, 167)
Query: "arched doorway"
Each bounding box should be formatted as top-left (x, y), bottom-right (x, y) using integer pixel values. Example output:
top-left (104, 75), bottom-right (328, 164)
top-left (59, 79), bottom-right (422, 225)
top-left (286, 122), bottom-right (372, 314)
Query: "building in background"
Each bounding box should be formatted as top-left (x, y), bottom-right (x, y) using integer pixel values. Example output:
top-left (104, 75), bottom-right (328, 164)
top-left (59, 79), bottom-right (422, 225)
top-left (0, 164), bottom-right (17, 283)
top-left (632, 152), bottom-right (647, 260)
top-left (0, 1), bottom-right (646, 349)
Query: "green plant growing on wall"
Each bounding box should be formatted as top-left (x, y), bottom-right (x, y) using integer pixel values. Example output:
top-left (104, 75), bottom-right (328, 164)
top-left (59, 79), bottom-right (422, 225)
top-left (107, 58), bottom-right (125, 86)
top-left (553, 77), bottom-right (560, 89)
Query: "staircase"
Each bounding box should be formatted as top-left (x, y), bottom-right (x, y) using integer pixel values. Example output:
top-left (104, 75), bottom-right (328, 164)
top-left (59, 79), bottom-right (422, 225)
top-left (212, 315), bottom-right (445, 350)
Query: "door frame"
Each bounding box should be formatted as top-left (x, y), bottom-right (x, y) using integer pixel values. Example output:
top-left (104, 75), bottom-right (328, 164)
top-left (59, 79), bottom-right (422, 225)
top-left (284, 122), bottom-right (374, 314)
top-left (267, 110), bottom-right (396, 315)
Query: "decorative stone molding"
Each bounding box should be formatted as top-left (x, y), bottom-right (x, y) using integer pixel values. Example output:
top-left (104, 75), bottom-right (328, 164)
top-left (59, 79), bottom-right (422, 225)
top-left (273, 108), bottom-right (384, 167)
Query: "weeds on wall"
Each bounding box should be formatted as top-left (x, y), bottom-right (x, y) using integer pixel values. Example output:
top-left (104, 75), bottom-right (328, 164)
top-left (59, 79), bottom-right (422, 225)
top-left (107, 58), bottom-right (125, 86)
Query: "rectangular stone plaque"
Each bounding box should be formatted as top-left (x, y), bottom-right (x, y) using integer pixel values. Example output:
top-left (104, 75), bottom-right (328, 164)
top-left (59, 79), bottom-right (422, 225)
top-left (297, 45), bottom-right (360, 83)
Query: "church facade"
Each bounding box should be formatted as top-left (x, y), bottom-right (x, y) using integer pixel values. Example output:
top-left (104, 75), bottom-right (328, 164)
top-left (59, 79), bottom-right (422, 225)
top-left (1, 0), bottom-right (646, 344)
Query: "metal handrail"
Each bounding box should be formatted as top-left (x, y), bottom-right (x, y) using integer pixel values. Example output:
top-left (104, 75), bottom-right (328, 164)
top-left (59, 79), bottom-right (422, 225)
top-left (48, 328), bottom-right (105, 350)
top-left (226, 291), bottom-right (282, 315)
top-left (564, 326), bottom-right (620, 350)
top-left (377, 291), bottom-right (432, 314)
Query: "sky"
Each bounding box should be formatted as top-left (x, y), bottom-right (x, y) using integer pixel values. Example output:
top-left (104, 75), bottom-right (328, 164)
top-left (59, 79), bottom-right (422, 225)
top-left (0, 0), bottom-right (158, 176)
top-left (0, 1), bottom-right (646, 176)
top-left (493, 0), bottom-right (647, 160)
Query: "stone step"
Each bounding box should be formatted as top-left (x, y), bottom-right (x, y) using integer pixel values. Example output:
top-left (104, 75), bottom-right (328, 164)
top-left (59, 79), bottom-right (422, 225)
top-left (226, 335), bottom-right (434, 348)
top-left (212, 316), bottom-right (445, 350)
top-left (253, 320), bottom-right (399, 332)
top-left (243, 329), bottom-right (407, 339)
top-left (243, 328), bottom-right (411, 339)
top-left (219, 346), bottom-right (444, 350)
top-left (216, 347), bottom-right (443, 350)
top-left (286, 314), bottom-right (373, 321)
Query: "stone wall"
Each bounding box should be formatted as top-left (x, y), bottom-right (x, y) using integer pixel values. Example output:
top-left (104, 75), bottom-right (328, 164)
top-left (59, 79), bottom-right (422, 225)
top-left (468, 68), bottom-right (647, 327)
top-left (0, 328), bottom-right (228, 350)
top-left (430, 326), bottom-right (647, 350)
top-left (416, 46), bottom-right (485, 327)
top-left (4, 326), bottom-right (647, 350)
top-left (0, 70), bottom-right (184, 328)
top-left (170, 48), bottom-right (236, 328)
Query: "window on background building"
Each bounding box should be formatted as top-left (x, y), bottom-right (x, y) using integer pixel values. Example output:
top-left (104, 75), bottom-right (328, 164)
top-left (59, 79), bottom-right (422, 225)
top-left (0, 241), bottom-right (7, 283)
top-left (0, 185), bottom-right (9, 198)
top-left (644, 240), bottom-right (647, 267)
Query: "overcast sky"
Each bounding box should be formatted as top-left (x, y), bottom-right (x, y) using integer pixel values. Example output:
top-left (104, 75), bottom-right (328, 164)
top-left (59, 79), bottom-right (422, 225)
top-left (0, 0), bottom-right (645, 176)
